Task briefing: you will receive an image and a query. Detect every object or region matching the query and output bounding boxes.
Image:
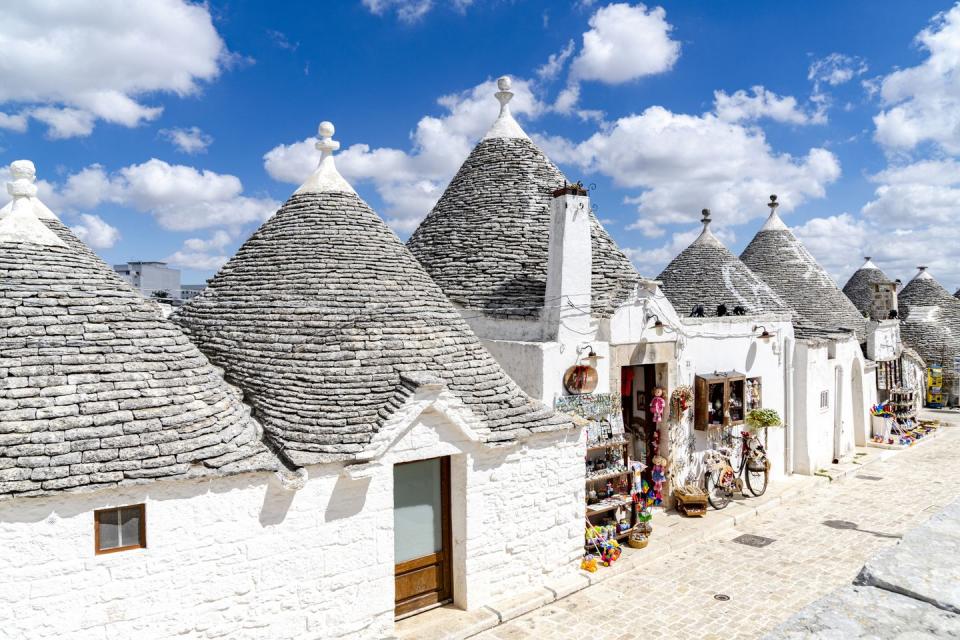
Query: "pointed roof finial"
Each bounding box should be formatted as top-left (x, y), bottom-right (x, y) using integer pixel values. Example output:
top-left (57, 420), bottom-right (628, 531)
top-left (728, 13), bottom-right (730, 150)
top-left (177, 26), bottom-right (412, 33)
top-left (692, 208), bottom-right (721, 247)
top-left (0, 161), bottom-right (66, 247)
top-left (913, 265), bottom-right (933, 281)
top-left (861, 256), bottom-right (879, 270)
top-left (483, 75), bottom-right (528, 140)
top-left (295, 121), bottom-right (356, 195)
top-left (701, 208), bottom-right (711, 225)
top-left (760, 193), bottom-right (788, 231)
top-left (0, 159), bottom-right (59, 221)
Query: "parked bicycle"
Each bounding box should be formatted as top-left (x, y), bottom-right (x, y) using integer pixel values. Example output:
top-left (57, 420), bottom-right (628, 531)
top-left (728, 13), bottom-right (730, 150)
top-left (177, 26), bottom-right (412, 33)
top-left (703, 431), bottom-right (770, 509)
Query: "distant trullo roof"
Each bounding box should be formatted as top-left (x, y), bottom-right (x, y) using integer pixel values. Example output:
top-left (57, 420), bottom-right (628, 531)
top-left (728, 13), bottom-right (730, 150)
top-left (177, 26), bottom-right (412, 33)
top-left (407, 76), bottom-right (639, 319)
top-left (174, 122), bottom-right (571, 467)
top-left (0, 162), bottom-right (275, 500)
top-left (898, 267), bottom-right (959, 376)
top-left (740, 196), bottom-right (867, 340)
top-left (657, 209), bottom-right (789, 317)
top-left (954, 288), bottom-right (959, 299)
top-left (842, 257), bottom-right (891, 317)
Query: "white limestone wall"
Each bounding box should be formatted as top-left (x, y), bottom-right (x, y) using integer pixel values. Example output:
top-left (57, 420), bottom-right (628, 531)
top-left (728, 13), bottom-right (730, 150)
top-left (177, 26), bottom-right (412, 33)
top-left (668, 317), bottom-right (793, 486)
top-left (792, 338), bottom-right (865, 474)
top-left (0, 410), bottom-right (584, 640)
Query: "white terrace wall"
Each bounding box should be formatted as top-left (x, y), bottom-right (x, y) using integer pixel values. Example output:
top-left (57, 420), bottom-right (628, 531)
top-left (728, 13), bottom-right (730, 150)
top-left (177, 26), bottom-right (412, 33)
top-left (0, 409), bottom-right (583, 640)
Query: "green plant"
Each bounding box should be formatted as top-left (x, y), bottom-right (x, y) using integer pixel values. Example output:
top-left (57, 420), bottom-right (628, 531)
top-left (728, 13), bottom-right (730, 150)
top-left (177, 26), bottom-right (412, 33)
top-left (746, 408), bottom-right (782, 430)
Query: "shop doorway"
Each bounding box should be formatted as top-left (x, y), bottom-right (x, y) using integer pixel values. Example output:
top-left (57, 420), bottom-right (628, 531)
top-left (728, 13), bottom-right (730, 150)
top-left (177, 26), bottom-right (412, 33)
top-left (393, 456), bottom-right (452, 619)
top-left (622, 364), bottom-right (659, 484)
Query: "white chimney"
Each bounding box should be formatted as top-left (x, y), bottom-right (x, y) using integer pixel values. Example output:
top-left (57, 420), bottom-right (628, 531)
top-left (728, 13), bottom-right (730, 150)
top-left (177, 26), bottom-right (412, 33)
top-left (543, 183), bottom-right (592, 341)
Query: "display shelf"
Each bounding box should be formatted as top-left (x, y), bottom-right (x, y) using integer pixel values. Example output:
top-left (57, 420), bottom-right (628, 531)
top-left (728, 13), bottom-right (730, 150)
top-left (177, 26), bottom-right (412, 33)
top-left (585, 469), bottom-right (630, 483)
top-left (585, 497), bottom-right (632, 515)
top-left (586, 439), bottom-right (628, 452)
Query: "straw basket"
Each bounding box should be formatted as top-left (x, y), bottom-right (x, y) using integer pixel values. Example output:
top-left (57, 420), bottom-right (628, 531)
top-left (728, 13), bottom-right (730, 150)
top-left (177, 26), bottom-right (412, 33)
top-left (628, 532), bottom-right (649, 549)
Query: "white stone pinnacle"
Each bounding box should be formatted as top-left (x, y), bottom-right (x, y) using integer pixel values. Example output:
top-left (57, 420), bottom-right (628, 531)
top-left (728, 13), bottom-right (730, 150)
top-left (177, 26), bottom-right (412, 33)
top-left (692, 208), bottom-right (723, 247)
top-left (0, 163), bottom-right (67, 247)
top-left (295, 120), bottom-right (357, 195)
top-left (483, 75), bottom-right (529, 141)
top-left (760, 195), bottom-right (789, 232)
top-left (860, 256), bottom-right (879, 270)
top-left (0, 159), bottom-right (60, 221)
top-left (913, 266), bottom-right (933, 281)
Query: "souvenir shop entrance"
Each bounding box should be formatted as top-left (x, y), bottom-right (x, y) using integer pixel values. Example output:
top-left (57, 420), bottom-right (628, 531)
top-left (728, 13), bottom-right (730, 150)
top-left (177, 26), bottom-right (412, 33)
top-left (621, 364), bottom-right (666, 488)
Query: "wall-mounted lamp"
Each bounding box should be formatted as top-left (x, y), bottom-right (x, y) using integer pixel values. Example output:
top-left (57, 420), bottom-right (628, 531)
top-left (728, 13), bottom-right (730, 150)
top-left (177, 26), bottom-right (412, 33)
top-left (578, 344), bottom-right (604, 363)
top-left (649, 314), bottom-right (664, 330)
top-left (753, 325), bottom-right (773, 341)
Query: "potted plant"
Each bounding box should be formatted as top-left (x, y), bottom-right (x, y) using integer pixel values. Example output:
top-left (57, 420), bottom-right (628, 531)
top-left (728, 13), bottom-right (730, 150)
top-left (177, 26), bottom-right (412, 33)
top-left (745, 408), bottom-right (782, 431)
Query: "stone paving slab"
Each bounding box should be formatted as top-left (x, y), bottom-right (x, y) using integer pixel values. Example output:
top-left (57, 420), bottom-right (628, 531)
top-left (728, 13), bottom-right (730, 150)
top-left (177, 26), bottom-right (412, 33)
top-left (857, 497), bottom-right (960, 614)
top-left (765, 584), bottom-right (960, 639)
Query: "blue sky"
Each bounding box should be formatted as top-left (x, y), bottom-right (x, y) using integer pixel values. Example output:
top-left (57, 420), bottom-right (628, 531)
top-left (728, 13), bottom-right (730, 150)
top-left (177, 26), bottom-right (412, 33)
top-left (1, 0), bottom-right (959, 292)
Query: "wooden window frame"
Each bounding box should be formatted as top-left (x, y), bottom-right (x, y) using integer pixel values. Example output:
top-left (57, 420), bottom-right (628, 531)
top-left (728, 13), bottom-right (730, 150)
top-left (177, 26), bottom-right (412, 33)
top-left (94, 504), bottom-right (147, 555)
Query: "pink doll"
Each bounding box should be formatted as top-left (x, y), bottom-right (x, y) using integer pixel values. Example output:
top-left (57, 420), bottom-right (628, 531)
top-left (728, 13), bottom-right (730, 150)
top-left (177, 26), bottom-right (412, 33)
top-left (650, 386), bottom-right (666, 423)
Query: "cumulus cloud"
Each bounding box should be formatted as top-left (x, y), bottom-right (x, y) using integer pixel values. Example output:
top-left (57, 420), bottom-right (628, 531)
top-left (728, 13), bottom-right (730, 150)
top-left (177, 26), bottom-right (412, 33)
top-left (873, 5), bottom-right (960, 153)
top-left (714, 86), bottom-right (823, 125)
top-left (165, 230), bottom-right (233, 270)
top-left (862, 159), bottom-right (960, 226)
top-left (538, 40), bottom-right (576, 80)
top-left (70, 214), bottom-right (121, 249)
top-left (160, 126), bottom-right (214, 154)
top-left (0, 0), bottom-right (230, 138)
top-left (43, 159), bottom-right (278, 232)
top-left (264, 77), bottom-right (545, 230)
top-left (570, 3), bottom-right (680, 84)
top-left (548, 106), bottom-right (840, 236)
top-left (794, 212), bottom-right (960, 290)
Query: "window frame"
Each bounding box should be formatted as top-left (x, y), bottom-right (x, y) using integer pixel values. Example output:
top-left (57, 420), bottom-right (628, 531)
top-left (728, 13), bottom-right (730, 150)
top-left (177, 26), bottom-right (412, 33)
top-left (94, 504), bottom-right (147, 555)
top-left (819, 390), bottom-right (830, 411)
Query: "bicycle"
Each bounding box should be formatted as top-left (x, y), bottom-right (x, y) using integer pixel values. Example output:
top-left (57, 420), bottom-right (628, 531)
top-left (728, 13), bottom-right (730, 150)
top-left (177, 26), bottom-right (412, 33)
top-left (703, 430), bottom-right (770, 509)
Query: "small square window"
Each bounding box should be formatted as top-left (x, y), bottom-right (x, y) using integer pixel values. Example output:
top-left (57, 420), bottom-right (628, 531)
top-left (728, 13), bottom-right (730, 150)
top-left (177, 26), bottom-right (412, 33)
top-left (819, 390), bottom-right (830, 410)
top-left (95, 504), bottom-right (146, 554)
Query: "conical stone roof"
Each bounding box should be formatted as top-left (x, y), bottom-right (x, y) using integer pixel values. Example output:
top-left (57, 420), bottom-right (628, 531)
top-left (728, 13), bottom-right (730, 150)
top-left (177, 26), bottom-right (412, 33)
top-left (740, 197), bottom-right (867, 339)
top-left (407, 77), bottom-right (639, 319)
top-left (174, 122), bottom-right (571, 466)
top-left (842, 257), bottom-right (890, 318)
top-left (899, 268), bottom-right (959, 383)
top-left (0, 165), bottom-right (275, 500)
top-left (657, 209), bottom-right (789, 317)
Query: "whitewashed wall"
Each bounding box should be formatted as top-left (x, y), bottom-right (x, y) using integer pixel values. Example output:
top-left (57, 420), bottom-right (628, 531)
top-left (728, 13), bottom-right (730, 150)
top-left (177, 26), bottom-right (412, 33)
top-left (667, 316), bottom-right (793, 487)
top-left (0, 409), bottom-right (584, 640)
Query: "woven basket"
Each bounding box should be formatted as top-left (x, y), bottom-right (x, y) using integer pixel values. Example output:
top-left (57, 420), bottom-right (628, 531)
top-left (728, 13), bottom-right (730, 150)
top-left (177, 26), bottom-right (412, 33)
top-left (628, 532), bottom-right (649, 549)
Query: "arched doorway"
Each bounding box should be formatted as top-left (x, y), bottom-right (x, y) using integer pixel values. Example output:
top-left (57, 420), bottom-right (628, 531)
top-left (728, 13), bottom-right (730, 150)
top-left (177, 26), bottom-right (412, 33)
top-left (832, 366), bottom-right (845, 464)
top-left (851, 360), bottom-right (865, 447)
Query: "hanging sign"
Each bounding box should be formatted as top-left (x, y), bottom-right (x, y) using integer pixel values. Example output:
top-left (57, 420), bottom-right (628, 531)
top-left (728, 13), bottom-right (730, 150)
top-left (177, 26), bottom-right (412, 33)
top-left (563, 364), bottom-right (599, 394)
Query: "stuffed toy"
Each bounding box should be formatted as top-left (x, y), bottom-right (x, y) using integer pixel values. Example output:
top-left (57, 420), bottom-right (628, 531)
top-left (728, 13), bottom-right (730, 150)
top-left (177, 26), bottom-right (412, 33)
top-left (651, 455), bottom-right (667, 506)
top-left (650, 386), bottom-right (666, 423)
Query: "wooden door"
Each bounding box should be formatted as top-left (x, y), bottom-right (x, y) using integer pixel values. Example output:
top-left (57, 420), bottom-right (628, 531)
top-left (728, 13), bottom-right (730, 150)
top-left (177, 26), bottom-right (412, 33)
top-left (394, 456), bottom-right (452, 618)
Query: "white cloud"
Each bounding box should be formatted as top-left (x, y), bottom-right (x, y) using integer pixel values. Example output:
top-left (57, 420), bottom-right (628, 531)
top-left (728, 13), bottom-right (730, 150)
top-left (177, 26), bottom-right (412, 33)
top-left (165, 230), bottom-right (233, 270)
top-left (0, 0), bottom-right (230, 138)
top-left (42, 159), bottom-right (279, 232)
top-left (570, 3), bottom-right (680, 84)
top-left (873, 5), bottom-right (960, 153)
top-left (552, 106), bottom-right (840, 235)
top-left (0, 111), bottom-right (28, 132)
top-left (70, 214), bottom-right (121, 249)
top-left (795, 212), bottom-right (960, 290)
top-left (538, 40), bottom-right (576, 80)
top-left (808, 53), bottom-right (868, 89)
top-left (361, 0), bottom-right (434, 22)
top-left (264, 77), bottom-right (545, 230)
top-left (160, 126), bottom-right (214, 154)
top-left (714, 86), bottom-right (823, 125)
top-left (862, 159), bottom-right (960, 226)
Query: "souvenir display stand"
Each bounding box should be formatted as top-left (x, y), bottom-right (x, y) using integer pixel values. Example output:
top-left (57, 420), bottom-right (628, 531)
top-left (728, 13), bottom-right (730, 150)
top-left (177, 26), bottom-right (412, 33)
top-left (870, 389), bottom-right (936, 448)
top-left (694, 371), bottom-right (748, 430)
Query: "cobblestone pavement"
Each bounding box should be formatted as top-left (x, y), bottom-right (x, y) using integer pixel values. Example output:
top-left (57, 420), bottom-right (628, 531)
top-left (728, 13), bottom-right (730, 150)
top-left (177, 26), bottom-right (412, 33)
top-left (476, 424), bottom-right (960, 640)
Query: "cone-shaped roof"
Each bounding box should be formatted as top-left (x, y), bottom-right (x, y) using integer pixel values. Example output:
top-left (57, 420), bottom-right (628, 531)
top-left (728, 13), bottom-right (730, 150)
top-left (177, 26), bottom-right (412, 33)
top-left (899, 269), bottom-right (959, 379)
top-left (842, 257), bottom-right (891, 317)
top-left (0, 165), bottom-right (274, 500)
top-left (407, 77), bottom-right (639, 319)
top-left (657, 209), bottom-right (789, 317)
top-left (740, 196), bottom-right (867, 339)
top-left (174, 122), bottom-right (571, 466)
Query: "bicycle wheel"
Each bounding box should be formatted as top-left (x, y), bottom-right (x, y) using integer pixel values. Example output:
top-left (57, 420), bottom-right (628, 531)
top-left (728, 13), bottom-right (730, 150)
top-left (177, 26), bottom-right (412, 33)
top-left (706, 469), bottom-right (732, 510)
top-left (746, 461), bottom-right (768, 497)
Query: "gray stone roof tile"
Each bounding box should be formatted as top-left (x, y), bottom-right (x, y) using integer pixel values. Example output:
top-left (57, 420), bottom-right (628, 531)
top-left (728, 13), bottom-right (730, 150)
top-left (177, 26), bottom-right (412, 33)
top-left (406, 137), bottom-right (639, 319)
top-left (174, 191), bottom-right (572, 466)
top-left (740, 210), bottom-right (867, 340)
top-left (0, 236), bottom-right (276, 501)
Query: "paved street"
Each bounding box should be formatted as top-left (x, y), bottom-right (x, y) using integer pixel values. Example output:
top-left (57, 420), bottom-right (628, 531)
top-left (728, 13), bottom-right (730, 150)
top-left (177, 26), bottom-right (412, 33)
top-left (476, 420), bottom-right (960, 640)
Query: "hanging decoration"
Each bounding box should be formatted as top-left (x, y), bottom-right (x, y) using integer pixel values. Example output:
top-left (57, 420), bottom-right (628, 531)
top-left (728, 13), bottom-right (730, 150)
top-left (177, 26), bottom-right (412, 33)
top-left (651, 454), bottom-right (667, 507)
top-left (670, 385), bottom-right (693, 417)
top-left (649, 386), bottom-right (666, 423)
top-left (563, 364), bottom-right (599, 394)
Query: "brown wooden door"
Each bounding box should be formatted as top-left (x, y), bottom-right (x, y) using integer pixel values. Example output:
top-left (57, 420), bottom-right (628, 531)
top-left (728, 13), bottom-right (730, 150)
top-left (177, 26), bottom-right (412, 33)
top-left (394, 456), bottom-right (452, 618)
